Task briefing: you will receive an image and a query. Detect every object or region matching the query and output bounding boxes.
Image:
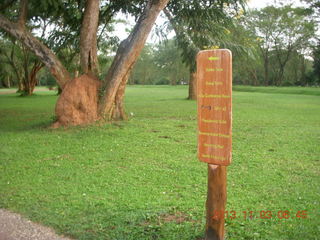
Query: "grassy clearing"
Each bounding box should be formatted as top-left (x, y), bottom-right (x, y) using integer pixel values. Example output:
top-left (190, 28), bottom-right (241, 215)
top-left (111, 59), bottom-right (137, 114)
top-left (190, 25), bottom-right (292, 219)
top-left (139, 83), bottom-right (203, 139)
top-left (0, 87), bottom-right (57, 95)
top-left (233, 85), bottom-right (320, 96)
top-left (0, 85), bottom-right (319, 240)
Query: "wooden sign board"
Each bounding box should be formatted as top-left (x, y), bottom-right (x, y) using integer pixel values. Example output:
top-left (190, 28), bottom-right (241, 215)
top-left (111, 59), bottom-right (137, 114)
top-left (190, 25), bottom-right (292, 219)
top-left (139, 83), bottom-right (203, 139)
top-left (197, 49), bottom-right (232, 166)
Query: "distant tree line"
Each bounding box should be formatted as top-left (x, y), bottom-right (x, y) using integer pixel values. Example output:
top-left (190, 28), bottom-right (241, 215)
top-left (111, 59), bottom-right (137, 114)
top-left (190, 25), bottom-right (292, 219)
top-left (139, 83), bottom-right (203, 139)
top-left (129, 40), bottom-right (189, 85)
top-left (1, 2), bottom-right (319, 94)
top-left (232, 5), bottom-right (319, 86)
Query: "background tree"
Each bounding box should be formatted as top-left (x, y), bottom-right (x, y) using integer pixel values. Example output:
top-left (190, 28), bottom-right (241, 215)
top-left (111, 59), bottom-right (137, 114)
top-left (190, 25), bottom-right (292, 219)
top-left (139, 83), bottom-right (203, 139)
top-left (163, 0), bottom-right (246, 99)
top-left (153, 39), bottom-right (189, 85)
top-left (129, 44), bottom-right (158, 85)
top-left (311, 41), bottom-right (320, 85)
top-left (0, 0), bottom-right (169, 126)
top-left (0, 36), bottom-right (44, 95)
top-left (230, 21), bottom-right (263, 85)
top-left (129, 41), bottom-right (189, 85)
top-left (245, 5), bottom-right (316, 86)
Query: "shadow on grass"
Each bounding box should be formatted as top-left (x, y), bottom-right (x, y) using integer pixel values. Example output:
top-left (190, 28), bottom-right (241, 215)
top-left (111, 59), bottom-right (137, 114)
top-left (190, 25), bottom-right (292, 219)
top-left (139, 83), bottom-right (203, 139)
top-left (56, 208), bottom-right (204, 240)
top-left (157, 98), bottom-right (190, 102)
top-left (0, 94), bottom-right (57, 132)
top-left (233, 86), bottom-right (320, 96)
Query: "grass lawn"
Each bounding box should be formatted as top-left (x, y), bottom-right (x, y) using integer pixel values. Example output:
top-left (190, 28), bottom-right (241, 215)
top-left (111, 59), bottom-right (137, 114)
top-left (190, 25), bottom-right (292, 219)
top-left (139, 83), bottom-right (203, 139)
top-left (233, 85), bottom-right (320, 96)
top-left (0, 85), bottom-right (319, 240)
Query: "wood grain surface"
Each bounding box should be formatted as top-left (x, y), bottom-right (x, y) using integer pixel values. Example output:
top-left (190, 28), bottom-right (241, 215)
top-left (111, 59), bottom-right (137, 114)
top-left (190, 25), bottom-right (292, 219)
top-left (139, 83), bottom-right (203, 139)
top-left (197, 50), bottom-right (232, 166)
top-left (205, 165), bottom-right (227, 240)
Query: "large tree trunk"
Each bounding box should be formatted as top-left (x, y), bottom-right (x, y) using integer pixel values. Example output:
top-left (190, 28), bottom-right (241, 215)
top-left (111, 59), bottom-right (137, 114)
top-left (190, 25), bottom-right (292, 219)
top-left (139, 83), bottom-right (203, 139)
top-left (53, 0), bottom-right (101, 127)
top-left (188, 70), bottom-right (197, 100)
top-left (0, 15), bottom-right (71, 88)
top-left (80, 0), bottom-right (99, 75)
top-left (98, 0), bottom-right (170, 120)
top-left (112, 72), bottom-right (129, 120)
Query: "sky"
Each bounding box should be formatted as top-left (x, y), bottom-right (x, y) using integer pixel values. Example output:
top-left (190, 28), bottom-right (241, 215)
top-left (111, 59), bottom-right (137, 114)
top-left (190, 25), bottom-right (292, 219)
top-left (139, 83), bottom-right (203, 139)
top-left (248, 0), bottom-right (280, 9)
top-left (113, 0), bottom-right (309, 43)
top-left (247, 0), bottom-right (307, 9)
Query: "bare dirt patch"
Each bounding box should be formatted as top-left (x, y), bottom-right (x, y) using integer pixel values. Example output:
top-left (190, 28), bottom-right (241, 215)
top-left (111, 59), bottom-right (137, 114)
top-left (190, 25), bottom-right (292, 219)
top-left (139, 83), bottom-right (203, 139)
top-left (160, 212), bottom-right (189, 224)
top-left (0, 209), bottom-right (72, 240)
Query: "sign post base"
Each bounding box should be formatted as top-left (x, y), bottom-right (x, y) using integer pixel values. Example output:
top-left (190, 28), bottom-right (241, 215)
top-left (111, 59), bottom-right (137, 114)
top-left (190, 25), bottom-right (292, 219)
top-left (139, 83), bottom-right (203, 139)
top-left (205, 164), bottom-right (227, 240)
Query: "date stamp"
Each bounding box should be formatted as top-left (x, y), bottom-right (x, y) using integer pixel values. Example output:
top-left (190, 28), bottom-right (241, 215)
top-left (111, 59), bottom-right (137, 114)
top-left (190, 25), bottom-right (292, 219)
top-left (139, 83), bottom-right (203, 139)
top-left (212, 210), bottom-right (308, 220)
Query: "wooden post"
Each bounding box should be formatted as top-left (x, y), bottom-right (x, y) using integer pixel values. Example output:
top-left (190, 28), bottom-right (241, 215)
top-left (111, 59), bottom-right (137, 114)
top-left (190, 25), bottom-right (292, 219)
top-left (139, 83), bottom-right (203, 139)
top-left (196, 50), bottom-right (232, 240)
top-left (205, 165), bottom-right (227, 240)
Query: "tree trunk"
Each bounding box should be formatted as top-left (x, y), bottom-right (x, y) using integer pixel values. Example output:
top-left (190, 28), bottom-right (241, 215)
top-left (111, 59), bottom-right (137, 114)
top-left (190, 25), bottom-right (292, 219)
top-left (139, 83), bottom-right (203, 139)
top-left (300, 57), bottom-right (306, 86)
top-left (7, 76), bottom-right (11, 88)
top-left (277, 68), bottom-right (285, 86)
top-left (3, 44), bottom-right (24, 91)
top-left (18, 79), bottom-right (24, 92)
top-left (264, 56), bottom-right (269, 86)
top-left (188, 70), bottom-right (197, 100)
top-left (21, 45), bottom-right (30, 95)
top-left (0, 14), bottom-right (71, 88)
top-left (26, 61), bottom-right (44, 95)
top-left (246, 65), bottom-right (258, 86)
top-left (80, 0), bottom-right (99, 75)
top-left (18, 0), bottom-right (28, 27)
top-left (112, 72), bottom-right (129, 121)
top-left (98, 0), bottom-right (170, 120)
top-left (52, 0), bottom-right (101, 127)
top-left (1, 77), bottom-right (10, 88)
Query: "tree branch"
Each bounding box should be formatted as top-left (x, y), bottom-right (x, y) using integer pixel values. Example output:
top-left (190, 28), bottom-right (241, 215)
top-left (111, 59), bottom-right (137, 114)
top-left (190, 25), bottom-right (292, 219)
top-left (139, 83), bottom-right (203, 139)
top-left (18, 0), bottom-right (28, 27)
top-left (80, 0), bottom-right (100, 75)
top-left (99, 0), bottom-right (170, 118)
top-left (163, 8), bottom-right (199, 53)
top-left (0, 0), bottom-right (15, 12)
top-left (0, 14), bottom-right (71, 88)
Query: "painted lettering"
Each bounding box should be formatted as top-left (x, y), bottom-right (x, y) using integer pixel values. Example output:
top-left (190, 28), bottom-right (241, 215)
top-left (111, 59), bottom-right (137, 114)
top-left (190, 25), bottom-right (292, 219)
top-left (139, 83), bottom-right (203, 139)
top-left (199, 131), bottom-right (230, 138)
top-left (204, 143), bottom-right (224, 149)
top-left (198, 94), bottom-right (231, 98)
top-left (206, 68), bottom-right (223, 72)
top-left (208, 56), bottom-right (220, 61)
top-left (202, 119), bottom-right (227, 124)
top-left (201, 154), bottom-right (226, 160)
top-left (206, 81), bottom-right (223, 86)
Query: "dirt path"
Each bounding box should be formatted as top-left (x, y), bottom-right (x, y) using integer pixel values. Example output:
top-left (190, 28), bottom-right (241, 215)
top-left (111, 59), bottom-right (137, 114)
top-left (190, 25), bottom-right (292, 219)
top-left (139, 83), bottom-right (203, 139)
top-left (0, 89), bottom-right (55, 95)
top-left (0, 90), bottom-right (17, 95)
top-left (0, 209), bottom-right (72, 240)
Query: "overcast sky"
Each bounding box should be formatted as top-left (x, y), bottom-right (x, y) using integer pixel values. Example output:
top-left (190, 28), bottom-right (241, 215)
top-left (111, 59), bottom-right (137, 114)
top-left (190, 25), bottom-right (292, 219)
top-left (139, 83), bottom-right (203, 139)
top-left (247, 0), bottom-right (306, 9)
top-left (113, 0), bottom-right (308, 43)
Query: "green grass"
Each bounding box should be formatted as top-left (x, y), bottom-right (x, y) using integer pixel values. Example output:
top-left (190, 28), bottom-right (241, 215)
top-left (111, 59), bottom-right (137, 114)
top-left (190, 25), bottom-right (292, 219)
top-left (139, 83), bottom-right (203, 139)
top-left (0, 87), bottom-right (57, 95)
top-left (233, 85), bottom-right (320, 96)
top-left (0, 85), bottom-right (319, 240)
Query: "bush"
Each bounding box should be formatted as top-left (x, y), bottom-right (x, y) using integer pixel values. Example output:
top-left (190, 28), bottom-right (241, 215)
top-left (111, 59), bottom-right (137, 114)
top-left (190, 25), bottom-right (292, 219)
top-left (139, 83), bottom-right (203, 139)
top-left (155, 78), bottom-right (170, 85)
